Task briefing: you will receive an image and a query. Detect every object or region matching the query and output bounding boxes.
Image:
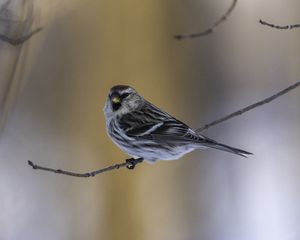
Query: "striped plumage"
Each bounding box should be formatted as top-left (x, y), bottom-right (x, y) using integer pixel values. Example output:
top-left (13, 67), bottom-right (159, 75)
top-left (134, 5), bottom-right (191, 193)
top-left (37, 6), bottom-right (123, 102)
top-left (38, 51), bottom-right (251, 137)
top-left (104, 85), bottom-right (252, 163)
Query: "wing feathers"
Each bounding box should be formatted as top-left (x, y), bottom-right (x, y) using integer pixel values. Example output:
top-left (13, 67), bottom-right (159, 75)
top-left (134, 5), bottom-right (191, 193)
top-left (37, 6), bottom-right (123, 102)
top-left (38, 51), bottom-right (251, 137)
top-left (126, 122), bottom-right (164, 136)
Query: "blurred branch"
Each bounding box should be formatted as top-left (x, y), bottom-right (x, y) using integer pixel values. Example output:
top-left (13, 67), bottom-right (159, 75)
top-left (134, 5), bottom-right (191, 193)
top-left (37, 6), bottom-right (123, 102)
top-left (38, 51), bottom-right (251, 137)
top-left (259, 19), bottom-right (300, 30)
top-left (28, 81), bottom-right (300, 177)
top-left (174, 0), bottom-right (237, 40)
top-left (196, 81), bottom-right (300, 132)
top-left (0, 0), bottom-right (10, 14)
top-left (0, 27), bottom-right (42, 46)
top-left (28, 158), bottom-right (144, 177)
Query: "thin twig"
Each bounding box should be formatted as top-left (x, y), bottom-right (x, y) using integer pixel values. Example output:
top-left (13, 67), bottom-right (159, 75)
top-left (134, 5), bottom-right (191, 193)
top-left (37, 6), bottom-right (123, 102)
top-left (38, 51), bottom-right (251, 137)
top-left (196, 81), bottom-right (300, 132)
top-left (0, 27), bottom-right (42, 46)
top-left (259, 19), bottom-right (300, 30)
top-left (28, 158), bottom-right (144, 177)
top-left (174, 0), bottom-right (237, 40)
top-left (28, 81), bottom-right (300, 177)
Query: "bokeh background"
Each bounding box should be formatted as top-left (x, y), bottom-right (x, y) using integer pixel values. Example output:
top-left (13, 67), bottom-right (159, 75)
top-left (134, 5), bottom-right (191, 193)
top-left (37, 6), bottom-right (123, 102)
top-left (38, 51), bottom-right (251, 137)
top-left (1, 0), bottom-right (300, 239)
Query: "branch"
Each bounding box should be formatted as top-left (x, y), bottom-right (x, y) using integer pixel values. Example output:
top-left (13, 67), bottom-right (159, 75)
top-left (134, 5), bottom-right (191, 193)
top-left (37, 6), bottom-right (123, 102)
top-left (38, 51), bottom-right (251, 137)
top-left (28, 158), bottom-right (144, 177)
top-left (0, 27), bottom-right (42, 46)
top-left (174, 0), bottom-right (237, 40)
top-left (28, 81), bottom-right (300, 177)
top-left (196, 81), bottom-right (300, 132)
top-left (259, 19), bottom-right (300, 30)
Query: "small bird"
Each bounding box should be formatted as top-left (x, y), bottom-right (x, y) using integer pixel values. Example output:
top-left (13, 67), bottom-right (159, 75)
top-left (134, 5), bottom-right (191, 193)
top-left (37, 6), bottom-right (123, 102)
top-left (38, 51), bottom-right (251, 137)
top-left (104, 85), bottom-right (252, 164)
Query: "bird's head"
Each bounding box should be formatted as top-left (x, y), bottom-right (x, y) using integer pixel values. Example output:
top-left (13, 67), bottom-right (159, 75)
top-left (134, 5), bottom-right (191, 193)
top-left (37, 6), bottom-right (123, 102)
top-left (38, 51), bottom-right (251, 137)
top-left (104, 85), bottom-right (143, 118)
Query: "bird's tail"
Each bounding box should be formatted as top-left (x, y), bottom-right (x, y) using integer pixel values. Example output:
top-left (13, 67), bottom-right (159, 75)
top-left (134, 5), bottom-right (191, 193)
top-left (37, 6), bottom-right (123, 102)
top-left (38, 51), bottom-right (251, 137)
top-left (201, 138), bottom-right (252, 158)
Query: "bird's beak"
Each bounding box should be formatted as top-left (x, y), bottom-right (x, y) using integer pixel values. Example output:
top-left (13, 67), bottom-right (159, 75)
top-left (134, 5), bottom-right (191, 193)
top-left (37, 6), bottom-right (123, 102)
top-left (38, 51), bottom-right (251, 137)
top-left (112, 96), bottom-right (121, 104)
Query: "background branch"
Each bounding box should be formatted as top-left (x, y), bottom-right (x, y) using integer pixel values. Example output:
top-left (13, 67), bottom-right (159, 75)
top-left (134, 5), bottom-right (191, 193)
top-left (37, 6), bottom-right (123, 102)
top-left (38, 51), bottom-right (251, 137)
top-left (259, 19), bottom-right (300, 30)
top-left (174, 0), bottom-right (237, 40)
top-left (196, 81), bottom-right (300, 132)
top-left (28, 81), bottom-right (300, 177)
top-left (0, 27), bottom-right (42, 46)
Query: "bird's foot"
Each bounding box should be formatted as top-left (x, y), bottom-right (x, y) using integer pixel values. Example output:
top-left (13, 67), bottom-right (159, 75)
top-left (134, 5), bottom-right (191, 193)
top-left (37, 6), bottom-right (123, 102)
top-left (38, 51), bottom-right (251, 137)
top-left (126, 158), bottom-right (137, 169)
top-left (125, 158), bottom-right (143, 170)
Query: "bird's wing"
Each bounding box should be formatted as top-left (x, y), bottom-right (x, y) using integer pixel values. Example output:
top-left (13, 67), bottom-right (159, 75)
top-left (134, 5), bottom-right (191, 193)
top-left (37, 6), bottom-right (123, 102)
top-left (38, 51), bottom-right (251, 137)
top-left (118, 112), bottom-right (173, 137)
top-left (119, 104), bottom-right (205, 142)
top-left (126, 122), bottom-right (164, 136)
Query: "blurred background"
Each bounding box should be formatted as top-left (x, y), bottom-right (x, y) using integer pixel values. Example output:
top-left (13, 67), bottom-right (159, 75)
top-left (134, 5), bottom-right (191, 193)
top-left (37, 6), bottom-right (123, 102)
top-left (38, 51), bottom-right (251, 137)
top-left (1, 0), bottom-right (300, 239)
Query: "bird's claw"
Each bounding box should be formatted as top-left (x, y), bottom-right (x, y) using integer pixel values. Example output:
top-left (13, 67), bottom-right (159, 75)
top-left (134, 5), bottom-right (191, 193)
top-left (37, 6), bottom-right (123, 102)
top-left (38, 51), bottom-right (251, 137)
top-left (126, 158), bottom-right (137, 170)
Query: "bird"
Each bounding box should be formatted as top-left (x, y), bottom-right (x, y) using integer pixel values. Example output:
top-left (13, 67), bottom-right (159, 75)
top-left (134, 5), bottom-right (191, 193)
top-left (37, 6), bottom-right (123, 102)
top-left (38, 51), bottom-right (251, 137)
top-left (104, 85), bottom-right (252, 165)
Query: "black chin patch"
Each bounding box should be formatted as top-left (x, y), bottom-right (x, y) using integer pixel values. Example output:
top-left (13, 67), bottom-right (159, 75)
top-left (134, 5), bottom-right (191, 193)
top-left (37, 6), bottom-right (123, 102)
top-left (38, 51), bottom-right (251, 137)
top-left (112, 102), bottom-right (121, 111)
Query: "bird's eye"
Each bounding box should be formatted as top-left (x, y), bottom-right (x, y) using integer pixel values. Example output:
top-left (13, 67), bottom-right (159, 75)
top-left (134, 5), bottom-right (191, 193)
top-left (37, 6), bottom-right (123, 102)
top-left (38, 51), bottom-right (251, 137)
top-left (121, 93), bottom-right (130, 99)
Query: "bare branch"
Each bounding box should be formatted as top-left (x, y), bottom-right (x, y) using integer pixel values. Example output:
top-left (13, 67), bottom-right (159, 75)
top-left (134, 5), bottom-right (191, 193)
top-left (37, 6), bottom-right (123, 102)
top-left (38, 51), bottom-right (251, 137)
top-left (174, 0), bottom-right (237, 40)
top-left (27, 81), bottom-right (300, 177)
top-left (196, 81), bottom-right (300, 132)
top-left (259, 19), bottom-right (300, 30)
top-left (0, 27), bottom-right (42, 46)
top-left (28, 158), bottom-right (144, 177)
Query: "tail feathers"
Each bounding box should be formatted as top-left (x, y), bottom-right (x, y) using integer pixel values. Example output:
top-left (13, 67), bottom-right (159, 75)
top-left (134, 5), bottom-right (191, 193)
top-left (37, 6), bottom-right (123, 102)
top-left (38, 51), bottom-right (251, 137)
top-left (202, 141), bottom-right (252, 158)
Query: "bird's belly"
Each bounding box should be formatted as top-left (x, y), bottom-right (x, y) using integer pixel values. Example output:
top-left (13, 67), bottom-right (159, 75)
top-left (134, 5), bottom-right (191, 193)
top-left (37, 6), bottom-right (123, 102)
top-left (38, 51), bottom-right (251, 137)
top-left (112, 136), bottom-right (198, 163)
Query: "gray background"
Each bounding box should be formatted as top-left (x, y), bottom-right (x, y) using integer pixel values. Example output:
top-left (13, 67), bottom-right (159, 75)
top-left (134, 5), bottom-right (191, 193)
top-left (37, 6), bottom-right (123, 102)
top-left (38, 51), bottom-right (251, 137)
top-left (1, 0), bottom-right (300, 239)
